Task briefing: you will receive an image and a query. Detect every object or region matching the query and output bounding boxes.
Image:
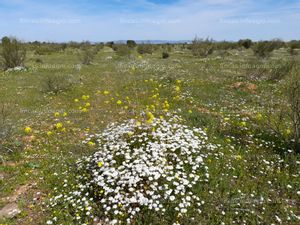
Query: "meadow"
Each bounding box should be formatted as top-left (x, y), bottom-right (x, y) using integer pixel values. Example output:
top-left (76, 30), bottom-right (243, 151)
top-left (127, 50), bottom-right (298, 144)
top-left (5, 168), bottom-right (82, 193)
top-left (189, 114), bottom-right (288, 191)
top-left (0, 41), bottom-right (299, 225)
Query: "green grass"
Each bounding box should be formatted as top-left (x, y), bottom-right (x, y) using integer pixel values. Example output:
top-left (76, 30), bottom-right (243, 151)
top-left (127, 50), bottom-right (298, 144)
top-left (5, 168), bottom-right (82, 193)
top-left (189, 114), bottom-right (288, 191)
top-left (0, 46), bottom-right (299, 224)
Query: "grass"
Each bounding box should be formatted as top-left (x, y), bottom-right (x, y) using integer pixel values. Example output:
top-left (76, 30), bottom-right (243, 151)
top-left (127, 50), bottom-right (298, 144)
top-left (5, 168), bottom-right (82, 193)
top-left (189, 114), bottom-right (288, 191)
top-left (0, 46), bottom-right (299, 224)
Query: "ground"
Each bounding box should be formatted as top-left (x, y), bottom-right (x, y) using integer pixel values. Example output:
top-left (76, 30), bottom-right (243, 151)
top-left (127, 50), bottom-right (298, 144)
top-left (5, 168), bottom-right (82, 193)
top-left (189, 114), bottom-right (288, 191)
top-left (0, 46), bottom-right (299, 224)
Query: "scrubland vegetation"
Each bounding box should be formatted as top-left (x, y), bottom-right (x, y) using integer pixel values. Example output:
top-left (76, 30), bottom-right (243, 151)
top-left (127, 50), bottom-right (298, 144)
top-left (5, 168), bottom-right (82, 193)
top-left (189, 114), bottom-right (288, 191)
top-left (0, 37), bottom-right (300, 224)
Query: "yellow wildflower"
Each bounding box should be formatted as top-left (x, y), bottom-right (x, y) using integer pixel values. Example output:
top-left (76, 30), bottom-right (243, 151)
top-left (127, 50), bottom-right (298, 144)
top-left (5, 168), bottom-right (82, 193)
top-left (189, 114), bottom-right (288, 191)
top-left (103, 90), bottom-right (109, 95)
top-left (55, 123), bottom-right (63, 129)
top-left (98, 162), bottom-right (104, 167)
top-left (24, 126), bottom-right (32, 134)
top-left (74, 98), bottom-right (79, 102)
top-left (54, 112), bottom-right (60, 117)
top-left (117, 100), bottom-right (122, 105)
top-left (88, 141), bottom-right (95, 146)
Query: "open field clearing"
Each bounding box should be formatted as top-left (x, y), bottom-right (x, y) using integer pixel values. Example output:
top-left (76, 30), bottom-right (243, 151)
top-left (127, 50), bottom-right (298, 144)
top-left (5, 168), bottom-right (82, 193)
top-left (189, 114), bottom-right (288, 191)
top-left (0, 42), bottom-right (299, 225)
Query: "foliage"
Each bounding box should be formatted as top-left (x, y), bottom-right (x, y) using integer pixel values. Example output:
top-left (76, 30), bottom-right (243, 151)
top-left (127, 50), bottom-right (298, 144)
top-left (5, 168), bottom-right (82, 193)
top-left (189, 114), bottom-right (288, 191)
top-left (137, 44), bottom-right (154, 54)
top-left (0, 36), bottom-right (26, 69)
top-left (162, 52), bottom-right (170, 59)
top-left (127, 40), bottom-right (137, 48)
top-left (238, 39), bottom-right (252, 49)
top-left (190, 37), bottom-right (214, 57)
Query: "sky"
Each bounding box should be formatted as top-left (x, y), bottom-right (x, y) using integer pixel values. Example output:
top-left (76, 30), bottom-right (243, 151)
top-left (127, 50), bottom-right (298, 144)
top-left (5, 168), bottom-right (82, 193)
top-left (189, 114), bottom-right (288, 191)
top-left (0, 0), bottom-right (299, 42)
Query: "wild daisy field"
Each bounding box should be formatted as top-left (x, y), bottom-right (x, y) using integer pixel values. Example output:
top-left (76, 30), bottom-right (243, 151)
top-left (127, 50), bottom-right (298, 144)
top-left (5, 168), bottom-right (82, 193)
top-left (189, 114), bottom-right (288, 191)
top-left (0, 40), bottom-right (300, 225)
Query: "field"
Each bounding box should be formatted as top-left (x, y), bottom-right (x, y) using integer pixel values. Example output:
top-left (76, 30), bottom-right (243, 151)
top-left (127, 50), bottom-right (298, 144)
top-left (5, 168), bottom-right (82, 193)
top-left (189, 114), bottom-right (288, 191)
top-left (0, 44), bottom-right (300, 225)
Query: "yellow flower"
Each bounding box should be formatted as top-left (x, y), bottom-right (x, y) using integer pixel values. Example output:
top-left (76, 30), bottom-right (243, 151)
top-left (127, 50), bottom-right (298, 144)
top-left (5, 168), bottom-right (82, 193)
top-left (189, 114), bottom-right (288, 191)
top-left (188, 110), bottom-right (193, 114)
top-left (138, 55), bottom-right (143, 59)
top-left (124, 106), bottom-right (129, 109)
top-left (103, 90), bottom-right (110, 95)
top-left (55, 123), bottom-right (63, 129)
top-left (81, 108), bottom-right (88, 113)
top-left (136, 121), bottom-right (142, 126)
top-left (88, 141), bottom-right (95, 146)
top-left (240, 121), bottom-right (247, 127)
top-left (104, 100), bottom-right (110, 104)
top-left (74, 98), bottom-right (79, 102)
top-left (286, 129), bottom-right (291, 135)
top-left (54, 112), bottom-right (60, 117)
top-left (85, 102), bottom-right (91, 107)
top-left (24, 126), bottom-right (32, 134)
top-left (98, 161), bottom-right (104, 167)
top-left (117, 100), bottom-right (122, 105)
top-left (175, 86), bottom-right (181, 92)
top-left (82, 95), bottom-right (90, 100)
top-left (127, 132), bottom-right (134, 136)
top-left (63, 112), bottom-right (68, 117)
top-left (144, 80), bottom-right (149, 83)
top-left (236, 155), bottom-right (242, 160)
top-left (256, 113), bottom-right (263, 120)
top-left (176, 79), bottom-right (182, 84)
top-left (47, 131), bottom-right (53, 136)
top-left (224, 117), bottom-right (230, 121)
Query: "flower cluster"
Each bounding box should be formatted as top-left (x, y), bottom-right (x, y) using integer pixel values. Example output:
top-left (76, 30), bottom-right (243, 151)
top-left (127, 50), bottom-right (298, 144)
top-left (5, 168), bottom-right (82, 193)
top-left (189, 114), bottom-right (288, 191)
top-left (49, 115), bottom-right (216, 224)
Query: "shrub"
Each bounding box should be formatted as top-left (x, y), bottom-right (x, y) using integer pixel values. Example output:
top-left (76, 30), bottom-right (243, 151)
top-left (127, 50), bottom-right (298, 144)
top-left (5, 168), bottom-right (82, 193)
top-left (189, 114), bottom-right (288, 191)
top-left (268, 59), bottom-right (296, 81)
top-left (43, 74), bottom-right (74, 94)
top-left (162, 52), bottom-right (170, 59)
top-left (252, 40), bottom-right (285, 58)
top-left (115, 45), bottom-right (132, 57)
top-left (238, 39), bottom-right (252, 49)
top-left (137, 44), bottom-right (153, 54)
top-left (80, 45), bottom-right (96, 65)
top-left (191, 37), bottom-right (214, 57)
top-left (1, 36), bottom-right (26, 69)
top-left (284, 68), bottom-right (300, 153)
top-left (127, 40), bottom-right (137, 48)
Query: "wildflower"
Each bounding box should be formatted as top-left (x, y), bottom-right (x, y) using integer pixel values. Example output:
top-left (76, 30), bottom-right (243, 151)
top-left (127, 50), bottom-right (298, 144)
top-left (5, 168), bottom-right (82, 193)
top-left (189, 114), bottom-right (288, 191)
top-left (81, 108), bottom-right (88, 113)
top-left (47, 131), bottom-right (53, 136)
top-left (63, 112), bottom-right (68, 117)
top-left (240, 121), bottom-right (247, 127)
top-left (286, 129), bottom-right (291, 135)
top-left (175, 86), bottom-right (181, 92)
top-left (24, 126), bottom-right (32, 134)
top-left (55, 123), bottom-right (63, 129)
top-left (136, 121), bottom-right (142, 126)
top-left (82, 95), bottom-right (90, 100)
top-left (224, 117), bottom-right (230, 121)
top-left (124, 106), bottom-right (129, 109)
top-left (54, 112), bottom-right (60, 117)
top-left (256, 113), bottom-right (263, 120)
top-left (98, 161), bottom-right (104, 167)
top-left (117, 100), bottom-right (122, 105)
top-left (146, 111), bottom-right (155, 124)
top-left (103, 90), bottom-right (110, 95)
top-left (74, 98), bottom-right (79, 102)
top-left (176, 79), bottom-right (182, 84)
top-left (236, 155), bottom-right (242, 160)
top-left (85, 102), bottom-right (91, 107)
top-left (88, 141), bottom-right (95, 147)
top-left (188, 110), bottom-right (193, 114)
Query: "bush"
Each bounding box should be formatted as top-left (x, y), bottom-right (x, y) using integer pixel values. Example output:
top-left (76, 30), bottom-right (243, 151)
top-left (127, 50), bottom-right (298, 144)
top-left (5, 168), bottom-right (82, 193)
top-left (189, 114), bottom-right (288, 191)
top-left (137, 44), bottom-right (153, 54)
top-left (284, 68), bottom-right (300, 153)
top-left (162, 52), bottom-right (170, 59)
top-left (252, 40), bottom-right (285, 58)
top-left (238, 39), bottom-right (252, 49)
top-left (191, 37), bottom-right (214, 57)
top-left (268, 59), bottom-right (296, 81)
top-left (1, 36), bottom-right (26, 70)
top-left (43, 74), bottom-right (74, 94)
top-left (127, 40), bottom-right (137, 48)
top-left (80, 45), bottom-right (96, 65)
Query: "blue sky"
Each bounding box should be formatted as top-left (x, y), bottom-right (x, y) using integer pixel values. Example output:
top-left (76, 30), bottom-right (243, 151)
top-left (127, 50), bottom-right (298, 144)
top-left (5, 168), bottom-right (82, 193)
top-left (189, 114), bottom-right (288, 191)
top-left (0, 0), bottom-right (299, 42)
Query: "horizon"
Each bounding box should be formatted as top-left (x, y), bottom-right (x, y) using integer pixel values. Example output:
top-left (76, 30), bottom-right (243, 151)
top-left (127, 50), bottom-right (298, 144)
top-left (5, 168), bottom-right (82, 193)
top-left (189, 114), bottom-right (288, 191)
top-left (0, 0), bottom-right (299, 42)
